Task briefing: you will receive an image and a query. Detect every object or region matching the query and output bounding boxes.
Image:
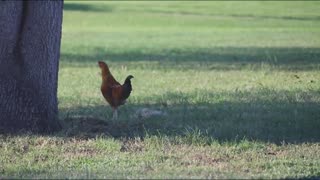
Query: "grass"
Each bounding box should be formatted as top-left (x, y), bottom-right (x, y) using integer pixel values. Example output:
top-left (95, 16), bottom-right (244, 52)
top-left (1, 1), bottom-right (320, 179)
top-left (1, 135), bottom-right (319, 179)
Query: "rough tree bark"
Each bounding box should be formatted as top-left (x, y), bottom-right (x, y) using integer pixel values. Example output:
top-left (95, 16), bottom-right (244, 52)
top-left (0, 1), bottom-right (63, 133)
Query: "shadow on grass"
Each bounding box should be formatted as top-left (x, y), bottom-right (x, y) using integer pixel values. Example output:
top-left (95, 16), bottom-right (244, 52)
top-left (60, 47), bottom-right (320, 71)
top-left (228, 14), bottom-right (320, 21)
top-left (58, 89), bottom-right (320, 144)
top-left (63, 3), bottom-right (113, 12)
top-left (142, 9), bottom-right (320, 21)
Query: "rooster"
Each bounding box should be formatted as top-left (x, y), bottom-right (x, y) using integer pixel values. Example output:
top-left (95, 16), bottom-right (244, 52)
top-left (98, 61), bottom-right (134, 120)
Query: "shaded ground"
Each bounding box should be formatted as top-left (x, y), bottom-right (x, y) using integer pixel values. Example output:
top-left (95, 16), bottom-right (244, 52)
top-left (61, 116), bottom-right (144, 139)
top-left (61, 47), bottom-right (320, 71)
top-left (64, 3), bottom-right (112, 12)
top-left (58, 89), bottom-right (320, 144)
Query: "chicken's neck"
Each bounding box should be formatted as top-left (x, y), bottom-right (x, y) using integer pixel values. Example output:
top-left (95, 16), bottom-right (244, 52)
top-left (101, 68), bottom-right (111, 82)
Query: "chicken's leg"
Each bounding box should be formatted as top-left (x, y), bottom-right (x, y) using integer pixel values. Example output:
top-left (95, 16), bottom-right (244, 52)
top-left (112, 108), bottom-right (118, 120)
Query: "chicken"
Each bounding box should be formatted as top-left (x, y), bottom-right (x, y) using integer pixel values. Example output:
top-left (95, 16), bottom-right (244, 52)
top-left (98, 61), bottom-right (134, 120)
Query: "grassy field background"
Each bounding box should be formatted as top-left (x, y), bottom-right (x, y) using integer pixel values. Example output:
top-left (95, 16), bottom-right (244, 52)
top-left (1, 1), bottom-right (320, 179)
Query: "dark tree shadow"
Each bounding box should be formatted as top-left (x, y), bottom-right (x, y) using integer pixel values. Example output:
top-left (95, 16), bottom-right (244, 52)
top-left (228, 14), bottom-right (320, 21)
top-left (60, 47), bottom-right (320, 71)
top-left (141, 9), bottom-right (320, 21)
top-left (58, 89), bottom-right (320, 144)
top-left (63, 3), bottom-right (113, 12)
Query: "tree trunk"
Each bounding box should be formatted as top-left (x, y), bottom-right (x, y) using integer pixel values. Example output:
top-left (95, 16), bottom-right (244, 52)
top-left (0, 1), bottom-right (63, 133)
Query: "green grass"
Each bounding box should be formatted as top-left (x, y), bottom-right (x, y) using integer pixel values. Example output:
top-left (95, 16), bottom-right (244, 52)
top-left (1, 1), bottom-right (320, 179)
top-left (1, 135), bottom-right (319, 179)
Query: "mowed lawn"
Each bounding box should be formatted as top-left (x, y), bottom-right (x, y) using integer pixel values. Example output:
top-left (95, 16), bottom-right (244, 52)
top-left (1, 1), bottom-right (320, 179)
